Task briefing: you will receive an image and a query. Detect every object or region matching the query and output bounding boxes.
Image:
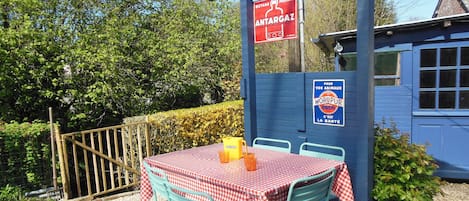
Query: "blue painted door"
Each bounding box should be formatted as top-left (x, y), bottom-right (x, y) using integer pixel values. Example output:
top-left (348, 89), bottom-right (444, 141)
top-left (412, 41), bottom-right (469, 179)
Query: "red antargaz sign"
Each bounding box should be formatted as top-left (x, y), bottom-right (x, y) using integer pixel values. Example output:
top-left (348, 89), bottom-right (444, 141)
top-left (253, 0), bottom-right (297, 43)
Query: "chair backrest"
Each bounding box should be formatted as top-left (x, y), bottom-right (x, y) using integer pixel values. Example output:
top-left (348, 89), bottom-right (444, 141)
top-left (143, 161), bottom-right (170, 200)
top-left (252, 137), bottom-right (291, 153)
top-left (299, 142), bottom-right (345, 162)
top-left (287, 168), bottom-right (336, 201)
top-left (166, 183), bottom-right (214, 201)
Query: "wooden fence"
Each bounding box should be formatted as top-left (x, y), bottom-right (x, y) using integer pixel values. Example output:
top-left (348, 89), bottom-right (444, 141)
top-left (55, 121), bottom-right (152, 200)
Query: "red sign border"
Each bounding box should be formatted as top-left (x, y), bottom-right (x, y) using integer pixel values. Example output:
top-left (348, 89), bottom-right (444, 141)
top-left (253, 0), bottom-right (298, 44)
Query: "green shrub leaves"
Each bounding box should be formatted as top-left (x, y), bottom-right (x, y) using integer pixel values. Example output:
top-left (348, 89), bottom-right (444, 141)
top-left (0, 121), bottom-right (53, 190)
top-left (373, 122), bottom-right (440, 201)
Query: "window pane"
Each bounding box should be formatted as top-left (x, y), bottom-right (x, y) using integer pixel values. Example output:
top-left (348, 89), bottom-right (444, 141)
top-left (420, 91), bottom-right (435, 108)
top-left (340, 55), bottom-right (357, 71)
top-left (421, 49), bottom-right (436, 67)
top-left (375, 53), bottom-right (398, 75)
top-left (439, 91), bottom-right (456, 108)
top-left (461, 69), bottom-right (469, 87)
top-left (440, 70), bottom-right (456, 87)
top-left (440, 48), bottom-right (457, 66)
top-left (461, 47), bottom-right (469, 65)
top-left (420, 70), bottom-right (436, 88)
top-left (460, 91), bottom-right (469, 109)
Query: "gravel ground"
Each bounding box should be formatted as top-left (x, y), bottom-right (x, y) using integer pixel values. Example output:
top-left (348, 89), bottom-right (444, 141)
top-left (101, 181), bottom-right (469, 201)
top-left (433, 180), bottom-right (469, 201)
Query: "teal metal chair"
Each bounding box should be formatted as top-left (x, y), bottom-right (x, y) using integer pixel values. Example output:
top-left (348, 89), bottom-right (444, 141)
top-left (299, 142), bottom-right (345, 162)
top-left (252, 137), bottom-right (292, 153)
top-left (143, 161), bottom-right (170, 201)
top-left (166, 182), bottom-right (214, 201)
top-left (287, 168), bottom-right (336, 201)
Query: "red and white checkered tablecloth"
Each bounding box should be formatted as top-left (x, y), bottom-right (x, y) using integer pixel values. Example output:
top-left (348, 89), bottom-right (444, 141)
top-left (140, 143), bottom-right (354, 201)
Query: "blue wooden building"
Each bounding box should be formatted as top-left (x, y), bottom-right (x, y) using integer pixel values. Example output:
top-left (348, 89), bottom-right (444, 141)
top-left (313, 13), bottom-right (469, 179)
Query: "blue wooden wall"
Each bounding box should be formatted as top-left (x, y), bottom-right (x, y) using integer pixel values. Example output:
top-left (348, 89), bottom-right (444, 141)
top-left (255, 73), bottom-right (305, 147)
top-left (254, 71), bottom-right (370, 200)
top-left (412, 117), bottom-right (469, 178)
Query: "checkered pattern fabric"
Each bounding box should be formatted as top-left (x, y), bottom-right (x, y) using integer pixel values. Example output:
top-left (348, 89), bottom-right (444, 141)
top-left (140, 143), bottom-right (354, 201)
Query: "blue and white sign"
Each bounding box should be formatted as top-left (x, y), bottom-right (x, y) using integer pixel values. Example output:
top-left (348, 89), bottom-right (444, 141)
top-left (313, 79), bottom-right (345, 127)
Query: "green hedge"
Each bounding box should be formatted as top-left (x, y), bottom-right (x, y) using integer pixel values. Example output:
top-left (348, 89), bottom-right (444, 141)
top-left (0, 121), bottom-right (53, 190)
top-left (125, 100), bottom-right (244, 154)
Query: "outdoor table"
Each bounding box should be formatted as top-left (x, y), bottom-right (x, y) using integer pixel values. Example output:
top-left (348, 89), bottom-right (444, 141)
top-left (140, 143), bottom-right (355, 201)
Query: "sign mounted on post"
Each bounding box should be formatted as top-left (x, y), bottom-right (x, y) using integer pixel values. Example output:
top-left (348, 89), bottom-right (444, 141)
top-left (253, 0), bottom-right (297, 43)
top-left (313, 79), bottom-right (345, 127)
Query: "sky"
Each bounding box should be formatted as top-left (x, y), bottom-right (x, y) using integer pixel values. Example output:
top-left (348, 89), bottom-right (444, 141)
top-left (395, 0), bottom-right (440, 23)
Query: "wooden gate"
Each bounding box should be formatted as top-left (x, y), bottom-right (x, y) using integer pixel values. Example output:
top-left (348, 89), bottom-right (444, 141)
top-left (55, 122), bottom-right (152, 200)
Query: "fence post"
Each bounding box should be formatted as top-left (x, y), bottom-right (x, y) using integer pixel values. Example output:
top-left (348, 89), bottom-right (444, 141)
top-left (49, 107), bottom-right (57, 190)
top-left (54, 125), bottom-right (69, 200)
top-left (145, 116), bottom-right (151, 157)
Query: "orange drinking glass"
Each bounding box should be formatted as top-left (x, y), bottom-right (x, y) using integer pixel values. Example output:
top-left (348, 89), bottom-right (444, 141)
top-left (218, 150), bottom-right (230, 163)
top-left (244, 153), bottom-right (257, 171)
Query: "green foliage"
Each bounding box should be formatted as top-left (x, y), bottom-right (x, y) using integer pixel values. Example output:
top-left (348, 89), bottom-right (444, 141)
top-left (373, 122), bottom-right (440, 201)
top-left (0, 0), bottom-right (242, 132)
top-left (0, 184), bottom-right (23, 201)
top-left (0, 121), bottom-right (53, 190)
top-left (127, 100), bottom-right (244, 154)
top-left (0, 184), bottom-right (52, 201)
top-left (0, 0), bottom-right (66, 122)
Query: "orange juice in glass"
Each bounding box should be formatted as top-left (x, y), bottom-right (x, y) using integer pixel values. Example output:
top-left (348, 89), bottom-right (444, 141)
top-left (244, 153), bottom-right (257, 171)
top-left (218, 150), bottom-right (230, 163)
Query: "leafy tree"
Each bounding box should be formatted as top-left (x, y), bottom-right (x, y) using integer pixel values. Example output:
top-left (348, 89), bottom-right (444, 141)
top-left (1, 0), bottom-right (242, 131)
top-left (0, 0), bottom-right (67, 122)
top-left (62, 0), bottom-right (242, 130)
top-left (62, 0), bottom-right (155, 128)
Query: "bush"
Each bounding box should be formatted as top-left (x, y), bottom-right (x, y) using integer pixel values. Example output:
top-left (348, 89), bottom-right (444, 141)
top-left (0, 121), bottom-right (53, 190)
top-left (0, 184), bottom-right (23, 201)
top-left (124, 100), bottom-right (244, 154)
top-left (0, 184), bottom-right (52, 201)
top-left (373, 122), bottom-right (440, 201)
